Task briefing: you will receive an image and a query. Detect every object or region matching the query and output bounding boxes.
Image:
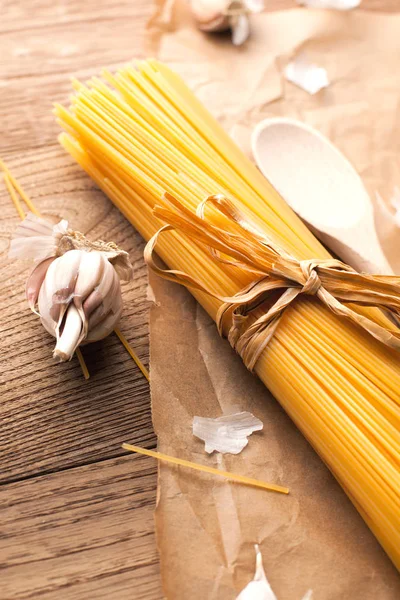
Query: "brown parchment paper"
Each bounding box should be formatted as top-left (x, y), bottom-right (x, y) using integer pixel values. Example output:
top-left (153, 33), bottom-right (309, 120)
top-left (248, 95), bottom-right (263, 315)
top-left (150, 274), bottom-right (400, 599)
top-left (147, 4), bottom-right (400, 599)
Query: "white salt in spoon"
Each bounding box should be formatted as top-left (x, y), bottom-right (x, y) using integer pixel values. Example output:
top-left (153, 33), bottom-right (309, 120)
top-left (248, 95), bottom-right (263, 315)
top-left (251, 117), bottom-right (393, 274)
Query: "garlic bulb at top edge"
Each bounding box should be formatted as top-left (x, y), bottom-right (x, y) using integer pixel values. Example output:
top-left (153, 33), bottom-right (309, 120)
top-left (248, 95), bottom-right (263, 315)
top-left (190, 0), bottom-right (232, 32)
top-left (9, 213), bottom-right (133, 362)
top-left (189, 0), bottom-right (265, 46)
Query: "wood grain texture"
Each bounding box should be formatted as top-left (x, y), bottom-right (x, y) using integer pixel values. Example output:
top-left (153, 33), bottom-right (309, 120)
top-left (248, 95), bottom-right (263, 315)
top-left (0, 454), bottom-right (162, 600)
top-left (0, 0), bottom-right (398, 598)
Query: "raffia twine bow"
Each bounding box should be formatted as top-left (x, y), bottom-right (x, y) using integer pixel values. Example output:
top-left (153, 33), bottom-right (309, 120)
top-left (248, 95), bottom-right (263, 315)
top-left (144, 192), bottom-right (400, 372)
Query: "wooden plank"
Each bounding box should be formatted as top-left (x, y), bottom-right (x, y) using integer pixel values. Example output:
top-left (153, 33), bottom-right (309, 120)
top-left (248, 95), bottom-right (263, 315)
top-left (0, 454), bottom-right (162, 600)
top-left (0, 0), bottom-right (152, 155)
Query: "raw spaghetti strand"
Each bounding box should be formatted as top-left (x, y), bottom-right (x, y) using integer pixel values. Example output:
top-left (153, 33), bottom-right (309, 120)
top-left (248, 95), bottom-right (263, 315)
top-left (4, 172), bottom-right (25, 220)
top-left (114, 328), bottom-right (149, 381)
top-left (122, 443), bottom-right (289, 494)
top-left (0, 159), bottom-right (41, 216)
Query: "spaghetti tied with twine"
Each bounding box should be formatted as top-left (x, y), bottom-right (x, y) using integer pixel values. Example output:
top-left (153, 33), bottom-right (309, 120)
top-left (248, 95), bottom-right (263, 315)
top-left (145, 192), bottom-right (400, 372)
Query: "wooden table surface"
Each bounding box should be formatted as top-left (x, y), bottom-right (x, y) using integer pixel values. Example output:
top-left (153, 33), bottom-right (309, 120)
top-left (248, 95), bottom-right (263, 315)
top-left (0, 1), bottom-right (398, 599)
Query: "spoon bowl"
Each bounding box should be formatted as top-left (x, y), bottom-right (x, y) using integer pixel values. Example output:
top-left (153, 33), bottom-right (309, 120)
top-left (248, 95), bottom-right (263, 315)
top-left (251, 117), bottom-right (393, 274)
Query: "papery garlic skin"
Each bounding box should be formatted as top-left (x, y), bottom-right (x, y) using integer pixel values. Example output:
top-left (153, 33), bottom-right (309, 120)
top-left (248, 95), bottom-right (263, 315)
top-left (9, 213), bottom-right (69, 262)
top-left (193, 411), bottom-right (263, 454)
top-left (10, 213), bottom-right (132, 362)
top-left (284, 56), bottom-right (329, 95)
top-left (25, 257), bottom-right (56, 314)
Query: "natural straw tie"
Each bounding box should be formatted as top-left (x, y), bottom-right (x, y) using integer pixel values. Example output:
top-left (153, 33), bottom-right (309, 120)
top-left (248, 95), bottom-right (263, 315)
top-left (145, 192), bottom-right (400, 372)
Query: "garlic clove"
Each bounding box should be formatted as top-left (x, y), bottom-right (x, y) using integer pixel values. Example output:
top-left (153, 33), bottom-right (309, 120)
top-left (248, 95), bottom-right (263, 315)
top-left (231, 13), bottom-right (250, 46)
top-left (73, 251), bottom-right (105, 306)
top-left (38, 249), bottom-right (82, 333)
top-left (237, 544), bottom-right (313, 599)
top-left (236, 545), bottom-right (277, 600)
top-left (37, 264), bottom-right (60, 337)
top-left (73, 251), bottom-right (106, 340)
top-left (50, 250), bottom-right (82, 320)
top-left (81, 288), bottom-right (102, 321)
top-left (87, 268), bottom-right (121, 330)
top-left (38, 259), bottom-right (59, 334)
top-left (81, 258), bottom-right (116, 321)
top-left (86, 290), bottom-right (123, 343)
top-left (53, 303), bottom-right (83, 362)
top-left (25, 257), bottom-right (55, 314)
top-left (77, 261), bottom-right (120, 347)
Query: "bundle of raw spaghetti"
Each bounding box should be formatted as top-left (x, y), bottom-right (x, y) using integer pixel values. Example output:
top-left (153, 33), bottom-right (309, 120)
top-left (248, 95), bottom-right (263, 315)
top-left (55, 60), bottom-right (400, 569)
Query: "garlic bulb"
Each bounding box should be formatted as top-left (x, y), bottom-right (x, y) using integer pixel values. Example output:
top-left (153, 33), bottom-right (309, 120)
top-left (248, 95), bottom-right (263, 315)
top-left (190, 0), bottom-right (231, 32)
top-left (189, 0), bottom-right (264, 46)
top-left (9, 213), bottom-right (133, 362)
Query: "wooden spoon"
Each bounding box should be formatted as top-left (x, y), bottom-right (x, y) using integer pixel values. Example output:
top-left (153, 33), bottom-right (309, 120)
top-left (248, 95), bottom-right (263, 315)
top-left (251, 117), bottom-right (393, 274)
